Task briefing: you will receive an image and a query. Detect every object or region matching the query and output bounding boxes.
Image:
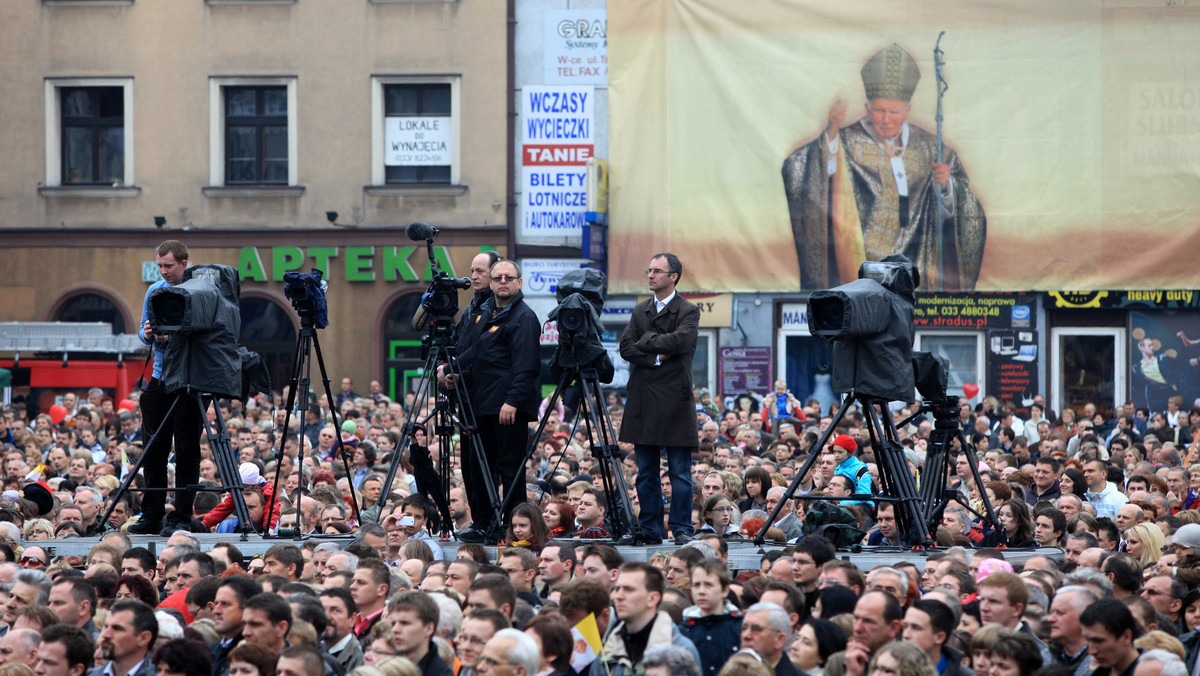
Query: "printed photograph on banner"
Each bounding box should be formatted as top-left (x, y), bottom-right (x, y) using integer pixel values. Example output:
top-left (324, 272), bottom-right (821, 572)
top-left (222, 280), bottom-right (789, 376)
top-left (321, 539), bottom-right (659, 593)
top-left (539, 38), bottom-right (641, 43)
top-left (606, 1), bottom-right (1200, 293)
top-left (1130, 311), bottom-right (1200, 419)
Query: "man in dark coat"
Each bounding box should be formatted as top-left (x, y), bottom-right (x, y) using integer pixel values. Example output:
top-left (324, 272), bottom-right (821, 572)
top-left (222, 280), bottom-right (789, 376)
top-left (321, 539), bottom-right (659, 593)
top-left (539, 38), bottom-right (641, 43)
top-left (619, 253), bottom-right (700, 545)
top-left (451, 259), bottom-right (541, 544)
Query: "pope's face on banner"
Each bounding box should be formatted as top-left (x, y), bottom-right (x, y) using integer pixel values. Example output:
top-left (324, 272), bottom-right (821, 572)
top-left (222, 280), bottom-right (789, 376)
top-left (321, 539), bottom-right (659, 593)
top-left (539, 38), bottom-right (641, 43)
top-left (865, 98), bottom-right (910, 140)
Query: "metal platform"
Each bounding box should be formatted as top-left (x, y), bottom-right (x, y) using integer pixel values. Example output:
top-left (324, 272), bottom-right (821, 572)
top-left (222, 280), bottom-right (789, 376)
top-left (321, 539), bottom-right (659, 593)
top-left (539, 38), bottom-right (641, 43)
top-left (33, 532), bottom-right (1063, 571)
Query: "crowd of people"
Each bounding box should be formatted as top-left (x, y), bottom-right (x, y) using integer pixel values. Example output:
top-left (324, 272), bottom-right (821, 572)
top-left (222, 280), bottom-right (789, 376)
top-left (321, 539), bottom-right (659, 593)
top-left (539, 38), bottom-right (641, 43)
top-left (0, 381), bottom-right (1198, 676)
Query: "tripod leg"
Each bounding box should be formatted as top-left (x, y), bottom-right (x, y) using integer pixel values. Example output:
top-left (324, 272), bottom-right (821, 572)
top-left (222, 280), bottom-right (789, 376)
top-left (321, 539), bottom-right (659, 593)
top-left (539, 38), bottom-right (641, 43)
top-left (266, 328), bottom-right (310, 532)
top-left (580, 375), bottom-right (639, 542)
top-left (201, 395), bottom-right (252, 531)
top-left (754, 397), bottom-right (856, 546)
top-left (98, 395), bottom-right (183, 530)
top-left (311, 331), bottom-right (361, 525)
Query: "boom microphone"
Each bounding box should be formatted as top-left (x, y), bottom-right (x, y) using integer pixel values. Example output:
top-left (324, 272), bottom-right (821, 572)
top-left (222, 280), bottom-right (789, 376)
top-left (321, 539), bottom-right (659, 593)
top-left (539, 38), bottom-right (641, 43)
top-left (405, 222), bottom-right (439, 241)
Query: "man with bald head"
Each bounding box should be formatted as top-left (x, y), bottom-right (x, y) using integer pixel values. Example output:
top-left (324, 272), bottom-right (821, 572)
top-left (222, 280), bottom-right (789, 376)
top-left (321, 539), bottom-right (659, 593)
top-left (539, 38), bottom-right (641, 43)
top-left (0, 628), bottom-right (39, 667)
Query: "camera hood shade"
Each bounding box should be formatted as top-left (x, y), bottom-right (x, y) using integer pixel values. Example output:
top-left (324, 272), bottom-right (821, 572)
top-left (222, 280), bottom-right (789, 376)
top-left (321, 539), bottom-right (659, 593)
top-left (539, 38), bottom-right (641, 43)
top-left (806, 257), bottom-right (917, 403)
top-left (548, 268), bottom-right (614, 383)
top-left (152, 264), bottom-right (245, 400)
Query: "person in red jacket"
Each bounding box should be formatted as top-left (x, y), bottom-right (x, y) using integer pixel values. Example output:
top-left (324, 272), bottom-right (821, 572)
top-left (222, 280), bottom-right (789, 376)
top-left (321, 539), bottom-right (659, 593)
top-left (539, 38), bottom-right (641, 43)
top-left (203, 462), bottom-right (281, 533)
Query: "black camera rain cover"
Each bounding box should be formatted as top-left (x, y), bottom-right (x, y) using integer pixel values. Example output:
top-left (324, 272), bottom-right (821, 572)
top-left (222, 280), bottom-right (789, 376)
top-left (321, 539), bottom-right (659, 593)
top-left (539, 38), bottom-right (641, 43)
top-left (158, 264), bottom-right (244, 399)
top-left (555, 268), bottom-right (607, 314)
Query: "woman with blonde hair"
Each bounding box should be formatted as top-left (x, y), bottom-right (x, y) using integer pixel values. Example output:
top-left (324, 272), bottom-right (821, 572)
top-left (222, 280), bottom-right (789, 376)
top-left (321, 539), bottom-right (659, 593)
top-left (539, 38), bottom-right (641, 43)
top-left (1124, 522), bottom-right (1164, 567)
top-left (865, 642), bottom-right (934, 676)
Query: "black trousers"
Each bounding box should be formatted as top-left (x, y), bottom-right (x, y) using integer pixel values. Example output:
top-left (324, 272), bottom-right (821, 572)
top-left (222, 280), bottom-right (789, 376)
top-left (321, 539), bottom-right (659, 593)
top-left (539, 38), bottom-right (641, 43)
top-left (464, 412), bottom-right (531, 530)
top-left (139, 380), bottom-right (203, 519)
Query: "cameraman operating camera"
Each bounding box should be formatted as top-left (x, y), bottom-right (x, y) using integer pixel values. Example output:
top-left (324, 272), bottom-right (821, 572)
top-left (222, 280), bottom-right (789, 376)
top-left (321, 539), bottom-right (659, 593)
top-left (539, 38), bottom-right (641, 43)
top-left (131, 240), bottom-right (204, 535)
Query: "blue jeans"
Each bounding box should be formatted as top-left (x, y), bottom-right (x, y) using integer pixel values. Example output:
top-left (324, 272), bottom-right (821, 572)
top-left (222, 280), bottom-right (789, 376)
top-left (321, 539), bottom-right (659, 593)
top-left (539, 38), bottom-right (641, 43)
top-left (634, 444), bottom-right (694, 538)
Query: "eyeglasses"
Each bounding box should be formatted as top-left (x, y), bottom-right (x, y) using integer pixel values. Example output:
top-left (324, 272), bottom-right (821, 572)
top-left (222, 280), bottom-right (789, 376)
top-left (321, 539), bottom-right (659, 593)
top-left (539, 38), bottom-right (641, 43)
top-left (492, 275), bottom-right (520, 283)
top-left (818, 578), bottom-right (848, 588)
top-left (477, 656), bottom-right (516, 669)
top-left (1143, 589), bottom-right (1177, 599)
top-left (743, 623), bottom-right (778, 634)
top-left (645, 268), bottom-right (673, 276)
top-left (19, 557), bottom-right (45, 568)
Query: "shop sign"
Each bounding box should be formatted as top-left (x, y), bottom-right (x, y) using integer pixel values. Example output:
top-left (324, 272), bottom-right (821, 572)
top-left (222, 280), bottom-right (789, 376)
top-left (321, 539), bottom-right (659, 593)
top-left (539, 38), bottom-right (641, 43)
top-left (913, 293), bottom-right (1037, 330)
top-left (987, 329), bottom-right (1039, 414)
top-left (719, 346), bottom-right (772, 397)
top-left (231, 246), bottom-right (470, 283)
top-left (1047, 290), bottom-right (1200, 309)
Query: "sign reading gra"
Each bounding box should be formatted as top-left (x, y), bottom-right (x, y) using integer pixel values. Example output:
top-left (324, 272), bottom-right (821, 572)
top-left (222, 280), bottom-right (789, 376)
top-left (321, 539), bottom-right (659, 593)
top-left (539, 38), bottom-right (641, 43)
top-left (544, 9), bottom-right (608, 85)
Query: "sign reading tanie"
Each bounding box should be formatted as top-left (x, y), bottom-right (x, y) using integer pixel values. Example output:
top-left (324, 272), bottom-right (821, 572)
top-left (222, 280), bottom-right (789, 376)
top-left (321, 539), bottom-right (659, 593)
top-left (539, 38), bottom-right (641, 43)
top-left (520, 86), bottom-right (595, 239)
top-left (384, 117), bottom-right (452, 166)
top-left (719, 346), bottom-right (772, 397)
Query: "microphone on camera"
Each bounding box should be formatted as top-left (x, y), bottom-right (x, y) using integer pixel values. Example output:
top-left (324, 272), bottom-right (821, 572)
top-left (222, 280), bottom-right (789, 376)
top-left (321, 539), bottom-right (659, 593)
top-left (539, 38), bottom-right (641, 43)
top-left (405, 222), bottom-right (438, 241)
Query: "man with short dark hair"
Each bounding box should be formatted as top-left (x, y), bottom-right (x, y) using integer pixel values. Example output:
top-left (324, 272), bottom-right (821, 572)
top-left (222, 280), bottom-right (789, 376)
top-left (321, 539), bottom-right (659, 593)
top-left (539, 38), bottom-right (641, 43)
top-left (319, 588), bottom-right (362, 672)
top-left (537, 544), bottom-right (575, 598)
top-left (468, 574), bottom-right (517, 622)
top-left (385, 592), bottom-right (452, 676)
top-left (351, 558), bottom-right (391, 640)
top-left (620, 253), bottom-right (701, 547)
top-left (1027, 458), bottom-right (1063, 505)
top-left (176, 552), bottom-right (217, 590)
top-left (48, 578), bottom-right (98, 641)
top-left (590, 563), bottom-right (700, 676)
top-left (680, 560), bottom-right (742, 676)
top-left (242, 593), bottom-right (292, 654)
top-left (35, 624), bottom-right (93, 676)
top-left (1080, 598), bottom-right (1142, 676)
top-left (277, 645), bottom-right (325, 676)
top-left (94, 599), bottom-right (157, 676)
top-left (131, 240), bottom-right (204, 536)
top-left (978, 571), bottom-right (1054, 665)
top-left (264, 544), bottom-right (305, 582)
top-left (498, 550), bottom-right (540, 609)
top-left (904, 599), bottom-right (971, 676)
top-left (458, 609), bottom-right (510, 676)
top-left (1140, 576), bottom-right (1185, 628)
top-left (210, 576), bottom-right (263, 676)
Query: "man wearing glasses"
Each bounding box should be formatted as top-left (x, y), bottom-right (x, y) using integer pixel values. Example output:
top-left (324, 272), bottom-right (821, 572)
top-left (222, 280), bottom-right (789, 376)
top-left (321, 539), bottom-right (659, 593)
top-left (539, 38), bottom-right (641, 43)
top-left (475, 629), bottom-right (539, 676)
top-left (738, 602), bottom-right (804, 676)
top-left (447, 259), bottom-right (541, 544)
top-left (619, 253), bottom-right (701, 546)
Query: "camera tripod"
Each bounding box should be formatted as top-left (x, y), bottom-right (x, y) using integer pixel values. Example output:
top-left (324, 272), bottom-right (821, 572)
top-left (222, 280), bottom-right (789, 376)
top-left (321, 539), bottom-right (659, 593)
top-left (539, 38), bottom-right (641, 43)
top-left (755, 392), bottom-right (934, 548)
top-left (99, 389), bottom-right (252, 534)
top-left (266, 308), bottom-right (361, 535)
top-left (374, 311), bottom-right (504, 542)
top-left (899, 396), bottom-right (996, 533)
top-left (519, 365), bottom-right (640, 544)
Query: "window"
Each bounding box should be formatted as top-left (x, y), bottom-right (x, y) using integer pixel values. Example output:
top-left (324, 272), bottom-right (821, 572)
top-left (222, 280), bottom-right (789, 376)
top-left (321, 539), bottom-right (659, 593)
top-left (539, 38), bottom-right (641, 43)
top-left (54, 293), bottom-right (127, 334)
top-left (44, 78), bottom-right (134, 189)
top-left (372, 76), bottom-right (460, 186)
top-left (915, 331), bottom-right (985, 401)
top-left (225, 86), bottom-right (288, 184)
top-left (209, 77), bottom-right (297, 187)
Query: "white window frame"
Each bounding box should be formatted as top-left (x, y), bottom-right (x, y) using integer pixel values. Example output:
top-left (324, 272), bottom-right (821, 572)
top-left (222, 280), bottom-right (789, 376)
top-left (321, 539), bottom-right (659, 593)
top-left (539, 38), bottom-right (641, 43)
top-left (44, 77), bottom-right (135, 188)
top-left (209, 76), bottom-right (298, 187)
top-left (914, 330), bottom-right (986, 402)
top-left (694, 329), bottom-right (717, 395)
top-left (1050, 327), bottom-right (1126, 417)
top-left (371, 75), bottom-right (461, 186)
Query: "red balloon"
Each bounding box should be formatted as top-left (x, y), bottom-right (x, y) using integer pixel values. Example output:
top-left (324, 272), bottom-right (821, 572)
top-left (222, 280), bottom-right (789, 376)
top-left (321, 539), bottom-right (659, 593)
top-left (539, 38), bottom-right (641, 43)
top-left (118, 399), bottom-right (137, 413)
top-left (49, 404), bottom-right (68, 425)
top-left (963, 383), bottom-right (980, 400)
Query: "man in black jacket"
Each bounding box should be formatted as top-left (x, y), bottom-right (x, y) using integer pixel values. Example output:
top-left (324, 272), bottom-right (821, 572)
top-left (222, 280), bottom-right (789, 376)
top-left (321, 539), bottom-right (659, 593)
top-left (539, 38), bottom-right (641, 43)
top-left (450, 259), bottom-right (541, 543)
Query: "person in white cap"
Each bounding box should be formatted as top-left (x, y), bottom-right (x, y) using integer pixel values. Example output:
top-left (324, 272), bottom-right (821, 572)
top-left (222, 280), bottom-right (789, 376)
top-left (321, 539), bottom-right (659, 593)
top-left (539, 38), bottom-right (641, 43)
top-left (201, 463), bottom-right (281, 533)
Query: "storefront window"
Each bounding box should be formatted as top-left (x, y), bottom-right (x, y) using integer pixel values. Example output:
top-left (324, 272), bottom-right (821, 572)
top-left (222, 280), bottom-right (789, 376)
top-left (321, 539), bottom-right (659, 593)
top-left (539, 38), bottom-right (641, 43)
top-left (915, 332), bottom-right (984, 401)
top-left (1051, 328), bottom-right (1124, 420)
top-left (383, 294), bottom-right (426, 403)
